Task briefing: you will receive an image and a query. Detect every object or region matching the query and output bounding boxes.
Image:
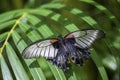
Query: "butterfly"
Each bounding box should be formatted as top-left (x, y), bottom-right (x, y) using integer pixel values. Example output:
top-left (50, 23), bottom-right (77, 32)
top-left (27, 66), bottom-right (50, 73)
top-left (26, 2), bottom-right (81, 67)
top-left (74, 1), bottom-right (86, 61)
top-left (22, 29), bottom-right (105, 71)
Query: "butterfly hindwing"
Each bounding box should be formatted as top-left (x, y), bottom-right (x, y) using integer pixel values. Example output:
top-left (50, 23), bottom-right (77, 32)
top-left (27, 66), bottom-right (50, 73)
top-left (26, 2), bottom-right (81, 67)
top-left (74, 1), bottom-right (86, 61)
top-left (49, 48), bottom-right (69, 70)
top-left (22, 39), bottom-right (59, 59)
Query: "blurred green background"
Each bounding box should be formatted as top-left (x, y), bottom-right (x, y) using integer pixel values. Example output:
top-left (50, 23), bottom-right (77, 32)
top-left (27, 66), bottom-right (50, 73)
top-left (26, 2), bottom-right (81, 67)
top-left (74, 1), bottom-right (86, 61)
top-left (0, 0), bottom-right (120, 80)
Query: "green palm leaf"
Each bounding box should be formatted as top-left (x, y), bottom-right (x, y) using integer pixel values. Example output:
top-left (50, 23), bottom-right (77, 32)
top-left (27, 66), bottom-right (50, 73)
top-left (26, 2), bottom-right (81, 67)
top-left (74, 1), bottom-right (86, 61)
top-left (0, 0), bottom-right (119, 80)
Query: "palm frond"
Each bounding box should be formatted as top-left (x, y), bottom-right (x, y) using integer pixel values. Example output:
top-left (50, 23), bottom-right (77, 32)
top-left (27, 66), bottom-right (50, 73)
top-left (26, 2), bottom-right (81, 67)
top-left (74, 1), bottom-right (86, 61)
top-left (0, 0), bottom-right (119, 80)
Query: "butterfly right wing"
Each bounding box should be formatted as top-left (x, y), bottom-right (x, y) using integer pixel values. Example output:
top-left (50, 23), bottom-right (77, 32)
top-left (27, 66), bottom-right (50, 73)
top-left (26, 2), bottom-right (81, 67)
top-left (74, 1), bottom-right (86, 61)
top-left (22, 39), bottom-right (59, 59)
top-left (64, 29), bottom-right (105, 66)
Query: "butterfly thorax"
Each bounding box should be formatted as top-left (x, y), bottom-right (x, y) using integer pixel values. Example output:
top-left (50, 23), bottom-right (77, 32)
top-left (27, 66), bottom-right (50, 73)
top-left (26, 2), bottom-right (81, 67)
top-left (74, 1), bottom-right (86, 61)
top-left (57, 34), bottom-right (64, 43)
top-left (57, 34), bottom-right (68, 52)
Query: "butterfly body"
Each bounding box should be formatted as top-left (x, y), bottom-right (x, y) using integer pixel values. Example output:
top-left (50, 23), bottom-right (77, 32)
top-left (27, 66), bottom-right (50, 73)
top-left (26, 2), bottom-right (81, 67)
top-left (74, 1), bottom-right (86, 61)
top-left (22, 29), bottom-right (105, 70)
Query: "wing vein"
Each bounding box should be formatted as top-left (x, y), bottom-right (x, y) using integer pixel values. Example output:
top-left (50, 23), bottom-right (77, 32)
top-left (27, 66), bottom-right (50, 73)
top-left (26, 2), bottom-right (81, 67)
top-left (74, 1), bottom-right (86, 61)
top-left (78, 38), bottom-right (89, 48)
top-left (31, 46), bottom-right (37, 58)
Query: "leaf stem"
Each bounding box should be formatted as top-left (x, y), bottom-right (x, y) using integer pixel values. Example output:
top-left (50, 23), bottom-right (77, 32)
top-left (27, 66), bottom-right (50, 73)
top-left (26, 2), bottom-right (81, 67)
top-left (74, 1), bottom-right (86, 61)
top-left (0, 13), bottom-right (27, 57)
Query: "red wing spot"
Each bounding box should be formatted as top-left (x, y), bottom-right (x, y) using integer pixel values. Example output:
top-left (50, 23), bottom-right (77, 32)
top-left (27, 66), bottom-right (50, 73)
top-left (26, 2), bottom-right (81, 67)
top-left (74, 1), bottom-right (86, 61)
top-left (66, 34), bottom-right (74, 38)
top-left (50, 39), bottom-right (58, 43)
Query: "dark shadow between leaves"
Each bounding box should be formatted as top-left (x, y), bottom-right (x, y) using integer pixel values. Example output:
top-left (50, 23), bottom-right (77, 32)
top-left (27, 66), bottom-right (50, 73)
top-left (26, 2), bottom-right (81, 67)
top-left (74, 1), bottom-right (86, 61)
top-left (29, 60), bottom-right (40, 68)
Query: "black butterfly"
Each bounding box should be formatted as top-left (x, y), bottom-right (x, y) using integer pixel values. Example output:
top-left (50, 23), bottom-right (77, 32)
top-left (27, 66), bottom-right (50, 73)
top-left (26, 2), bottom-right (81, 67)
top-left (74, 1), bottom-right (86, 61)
top-left (22, 29), bottom-right (105, 70)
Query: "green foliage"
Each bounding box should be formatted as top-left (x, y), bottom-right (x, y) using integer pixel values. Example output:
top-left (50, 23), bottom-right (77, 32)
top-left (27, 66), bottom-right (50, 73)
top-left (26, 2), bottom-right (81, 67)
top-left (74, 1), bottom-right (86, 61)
top-left (0, 0), bottom-right (119, 80)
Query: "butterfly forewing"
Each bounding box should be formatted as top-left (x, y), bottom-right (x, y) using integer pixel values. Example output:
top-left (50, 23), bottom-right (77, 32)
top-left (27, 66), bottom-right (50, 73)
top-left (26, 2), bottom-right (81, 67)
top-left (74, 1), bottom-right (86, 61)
top-left (22, 39), bottom-right (59, 59)
top-left (65, 29), bottom-right (105, 48)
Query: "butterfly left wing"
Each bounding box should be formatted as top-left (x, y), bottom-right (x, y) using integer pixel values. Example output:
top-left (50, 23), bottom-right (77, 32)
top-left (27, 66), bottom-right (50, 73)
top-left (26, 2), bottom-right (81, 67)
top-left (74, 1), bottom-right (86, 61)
top-left (65, 29), bottom-right (105, 48)
top-left (22, 39), bottom-right (70, 70)
top-left (22, 39), bottom-right (59, 59)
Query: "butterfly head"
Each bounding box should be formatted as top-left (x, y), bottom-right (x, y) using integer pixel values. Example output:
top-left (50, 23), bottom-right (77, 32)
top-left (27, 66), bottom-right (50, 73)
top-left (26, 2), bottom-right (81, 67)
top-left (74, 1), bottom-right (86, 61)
top-left (57, 34), bottom-right (63, 41)
top-left (57, 34), bottom-right (62, 38)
